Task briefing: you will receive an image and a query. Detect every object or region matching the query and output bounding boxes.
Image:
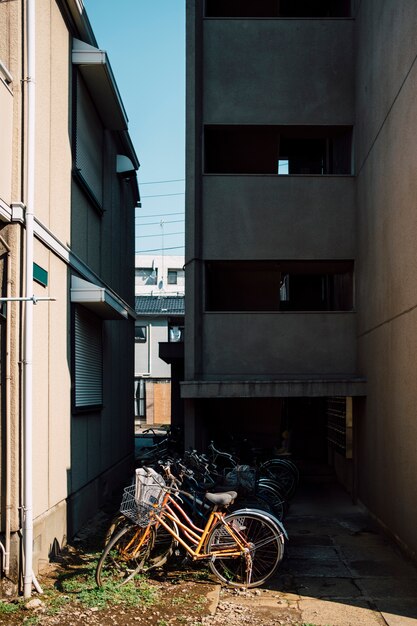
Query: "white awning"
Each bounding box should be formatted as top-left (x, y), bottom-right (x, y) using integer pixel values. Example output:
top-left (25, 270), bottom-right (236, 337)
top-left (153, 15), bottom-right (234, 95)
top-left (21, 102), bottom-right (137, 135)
top-left (72, 38), bottom-right (128, 131)
top-left (71, 276), bottom-right (128, 320)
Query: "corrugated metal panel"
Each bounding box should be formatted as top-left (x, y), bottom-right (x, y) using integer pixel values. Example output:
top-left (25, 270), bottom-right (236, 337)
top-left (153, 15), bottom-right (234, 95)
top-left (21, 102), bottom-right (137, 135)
top-left (76, 74), bottom-right (103, 206)
top-left (74, 307), bottom-right (103, 407)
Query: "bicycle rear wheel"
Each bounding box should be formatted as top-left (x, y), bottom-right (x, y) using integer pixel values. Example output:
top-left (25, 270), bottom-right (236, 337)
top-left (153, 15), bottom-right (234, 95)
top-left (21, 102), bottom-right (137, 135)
top-left (96, 522), bottom-right (155, 587)
top-left (207, 511), bottom-right (284, 588)
top-left (259, 460), bottom-right (298, 500)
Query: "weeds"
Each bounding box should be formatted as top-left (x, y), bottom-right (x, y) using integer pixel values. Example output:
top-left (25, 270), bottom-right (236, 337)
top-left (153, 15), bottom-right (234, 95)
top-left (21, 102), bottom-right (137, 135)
top-left (0, 601), bottom-right (20, 614)
top-left (56, 558), bottom-right (158, 610)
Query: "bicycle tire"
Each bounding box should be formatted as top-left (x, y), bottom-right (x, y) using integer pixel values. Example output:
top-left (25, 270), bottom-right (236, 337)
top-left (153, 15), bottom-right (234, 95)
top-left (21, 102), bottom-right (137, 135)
top-left (259, 460), bottom-right (298, 500)
top-left (95, 522), bottom-right (155, 587)
top-left (231, 492), bottom-right (273, 515)
top-left (256, 481), bottom-right (286, 521)
top-left (105, 512), bottom-right (177, 569)
top-left (207, 511), bottom-right (284, 588)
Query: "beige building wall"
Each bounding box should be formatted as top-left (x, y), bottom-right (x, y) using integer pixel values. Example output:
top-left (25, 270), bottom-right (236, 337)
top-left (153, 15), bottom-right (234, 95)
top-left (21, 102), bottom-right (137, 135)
top-left (0, 0), bottom-right (137, 580)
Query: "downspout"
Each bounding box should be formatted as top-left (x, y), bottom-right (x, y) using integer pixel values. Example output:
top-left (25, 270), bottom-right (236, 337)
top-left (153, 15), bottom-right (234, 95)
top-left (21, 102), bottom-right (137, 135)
top-left (0, 237), bottom-right (12, 576)
top-left (23, 0), bottom-right (36, 600)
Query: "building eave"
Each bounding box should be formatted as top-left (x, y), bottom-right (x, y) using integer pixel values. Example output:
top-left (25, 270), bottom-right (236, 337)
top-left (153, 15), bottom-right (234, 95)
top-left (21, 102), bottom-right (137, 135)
top-left (180, 378), bottom-right (367, 399)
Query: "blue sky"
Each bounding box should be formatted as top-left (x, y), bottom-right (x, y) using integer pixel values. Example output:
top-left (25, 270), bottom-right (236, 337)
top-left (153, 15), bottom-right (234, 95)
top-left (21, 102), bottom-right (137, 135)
top-left (83, 0), bottom-right (185, 255)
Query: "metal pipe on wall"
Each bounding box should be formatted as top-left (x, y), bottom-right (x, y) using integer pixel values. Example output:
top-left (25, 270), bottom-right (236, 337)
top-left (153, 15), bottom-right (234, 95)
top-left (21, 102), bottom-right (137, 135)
top-left (0, 236), bottom-right (12, 576)
top-left (23, 0), bottom-right (36, 600)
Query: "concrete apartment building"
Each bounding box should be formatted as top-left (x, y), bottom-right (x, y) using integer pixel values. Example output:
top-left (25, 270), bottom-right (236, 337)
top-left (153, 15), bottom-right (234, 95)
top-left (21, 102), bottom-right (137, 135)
top-left (184, 0), bottom-right (417, 562)
top-left (134, 256), bottom-right (184, 428)
top-left (0, 0), bottom-right (138, 589)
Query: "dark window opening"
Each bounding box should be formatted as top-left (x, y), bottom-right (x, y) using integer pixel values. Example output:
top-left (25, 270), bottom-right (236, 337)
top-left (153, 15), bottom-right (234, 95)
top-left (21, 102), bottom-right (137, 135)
top-left (205, 260), bottom-right (353, 312)
top-left (135, 325), bottom-right (147, 343)
top-left (204, 126), bottom-right (352, 175)
top-left (168, 270), bottom-right (178, 285)
top-left (168, 316), bottom-right (184, 342)
top-left (205, 0), bottom-right (351, 18)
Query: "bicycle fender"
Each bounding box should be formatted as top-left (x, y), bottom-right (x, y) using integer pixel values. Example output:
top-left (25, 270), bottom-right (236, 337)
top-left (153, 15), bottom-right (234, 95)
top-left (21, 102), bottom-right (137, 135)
top-left (227, 508), bottom-right (289, 541)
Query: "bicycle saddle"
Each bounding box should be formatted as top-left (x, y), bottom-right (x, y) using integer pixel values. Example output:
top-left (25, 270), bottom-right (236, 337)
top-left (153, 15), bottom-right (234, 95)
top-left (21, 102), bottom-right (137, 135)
top-left (205, 491), bottom-right (237, 506)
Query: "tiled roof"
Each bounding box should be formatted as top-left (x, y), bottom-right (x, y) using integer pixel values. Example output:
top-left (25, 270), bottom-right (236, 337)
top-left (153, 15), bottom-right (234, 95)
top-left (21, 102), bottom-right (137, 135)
top-left (135, 295), bottom-right (185, 316)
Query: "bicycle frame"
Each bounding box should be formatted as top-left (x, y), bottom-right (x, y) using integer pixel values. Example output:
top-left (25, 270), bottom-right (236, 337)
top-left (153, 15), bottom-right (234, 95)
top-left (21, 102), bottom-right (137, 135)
top-left (126, 489), bottom-right (250, 564)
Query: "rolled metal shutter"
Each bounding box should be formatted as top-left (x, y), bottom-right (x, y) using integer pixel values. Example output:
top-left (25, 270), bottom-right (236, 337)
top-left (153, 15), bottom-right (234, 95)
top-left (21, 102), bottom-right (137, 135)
top-left (74, 307), bottom-right (103, 407)
top-left (75, 74), bottom-right (104, 206)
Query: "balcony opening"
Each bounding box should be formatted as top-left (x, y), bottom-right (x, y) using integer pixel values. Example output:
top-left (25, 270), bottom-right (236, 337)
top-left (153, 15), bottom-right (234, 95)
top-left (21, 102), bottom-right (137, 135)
top-left (205, 0), bottom-right (351, 18)
top-left (205, 260), bottom-right (354, 312)
top-left (204, 126), bottom-right (352, 175)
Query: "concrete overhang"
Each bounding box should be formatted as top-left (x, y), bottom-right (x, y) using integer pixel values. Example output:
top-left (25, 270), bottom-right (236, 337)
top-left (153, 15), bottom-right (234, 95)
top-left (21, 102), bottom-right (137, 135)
top-left (180, 378), bottom-right (367, 399)
top-left (72, 38), bottom-right (128, 131)
top-left (159, 341), bottom-right (184, 364)
top-left (71, 276), bottom-right (128, 320)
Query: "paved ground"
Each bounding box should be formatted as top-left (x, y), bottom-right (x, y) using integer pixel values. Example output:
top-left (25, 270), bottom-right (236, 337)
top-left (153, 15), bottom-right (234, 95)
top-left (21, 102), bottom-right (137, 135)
top-left (212, 477), bottom-right (417, 626)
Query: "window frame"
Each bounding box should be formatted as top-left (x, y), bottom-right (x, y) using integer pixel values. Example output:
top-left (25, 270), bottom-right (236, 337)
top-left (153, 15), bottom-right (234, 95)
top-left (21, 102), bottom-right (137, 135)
top-left (72, 305), bottom-right (104, 413)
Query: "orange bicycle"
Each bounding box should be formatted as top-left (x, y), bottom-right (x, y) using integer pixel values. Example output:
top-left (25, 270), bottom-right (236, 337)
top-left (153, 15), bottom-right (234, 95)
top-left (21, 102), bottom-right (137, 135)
top-left (95, 466), bottom-right (286, 588)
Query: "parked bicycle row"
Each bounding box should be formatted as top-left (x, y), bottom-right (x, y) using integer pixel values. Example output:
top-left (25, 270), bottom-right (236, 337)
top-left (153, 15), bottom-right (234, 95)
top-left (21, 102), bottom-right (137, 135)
top-left (96, 459), bottom-right (289, 589)
top-left (136, 436), bottom-right (299, 522)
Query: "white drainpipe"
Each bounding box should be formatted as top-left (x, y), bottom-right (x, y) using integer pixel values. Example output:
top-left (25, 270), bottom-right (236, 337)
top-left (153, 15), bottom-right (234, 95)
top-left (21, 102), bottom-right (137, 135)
top-left (23, 0), bottom-right (36, 600)
top-left (0, 237), bottom-right (12, 576)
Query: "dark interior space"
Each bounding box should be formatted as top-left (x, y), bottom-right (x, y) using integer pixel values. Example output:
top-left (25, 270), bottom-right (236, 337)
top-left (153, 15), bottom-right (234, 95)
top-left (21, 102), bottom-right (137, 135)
top-left (205, 260), bottom-right (354, 312)
top-left (201, 398), bottom-right (284, 461)
top-left (205, 0), bottom-right (351, 18)
top-left (199, 397), bottom-right (343, 472)
top-left (204, 125), bottom-right (352, 175)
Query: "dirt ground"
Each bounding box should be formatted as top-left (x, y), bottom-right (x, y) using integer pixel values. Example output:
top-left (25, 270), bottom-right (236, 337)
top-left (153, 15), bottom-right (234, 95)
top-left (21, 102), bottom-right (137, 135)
top-left (0, 510), bottom-right (303, 626)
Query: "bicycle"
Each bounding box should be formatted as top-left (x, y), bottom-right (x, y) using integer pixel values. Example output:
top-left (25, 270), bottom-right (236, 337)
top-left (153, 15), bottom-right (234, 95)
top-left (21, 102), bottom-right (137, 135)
top-left (96, 466), bottom-right (287, 589)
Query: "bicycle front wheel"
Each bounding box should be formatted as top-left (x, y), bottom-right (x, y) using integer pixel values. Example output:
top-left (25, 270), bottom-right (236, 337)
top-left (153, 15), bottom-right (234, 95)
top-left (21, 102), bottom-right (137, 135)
top-left (207, 512), bottom-right (284, 588)
top-left (96, 522), bottom-right (155, 587)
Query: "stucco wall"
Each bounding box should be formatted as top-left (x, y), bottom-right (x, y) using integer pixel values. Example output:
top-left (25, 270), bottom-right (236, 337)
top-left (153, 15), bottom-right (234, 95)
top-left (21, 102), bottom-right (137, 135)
top-left (202, 175), bottom-right (355, 259)
top-left (135, 319), bottom-right (171, 378)
top-left (356, 0), bottom-right (417, 557)
top-left (203, 18), bottom-right (354, 125)
top-left (201, 312), bottom-right (357, 378)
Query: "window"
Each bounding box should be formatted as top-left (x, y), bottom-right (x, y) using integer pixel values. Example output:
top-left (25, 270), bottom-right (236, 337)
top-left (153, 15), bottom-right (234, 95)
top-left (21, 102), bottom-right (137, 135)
top-left (135, 267), bottom-right (157, 287)
top-left (168, 270), bottom-right (178, 285)
top-left (73, 307), bottom-right (103, 409)
top-left (168, 317), bottom-right (184, 342)
top-left (168, 268), bottom-right (185, 287)
top-left (205, 260), bottom-right (353, 312)
top-left (73, 73), bottom-right (104, 209)
top-left (135, 325), bottom-right (147, 343)
top-left (135, 379), bottom-right (146, 419)
top-left (205, 0), bottom-right (351, 18)
top-left (204, 126), bottom-right (352, 176)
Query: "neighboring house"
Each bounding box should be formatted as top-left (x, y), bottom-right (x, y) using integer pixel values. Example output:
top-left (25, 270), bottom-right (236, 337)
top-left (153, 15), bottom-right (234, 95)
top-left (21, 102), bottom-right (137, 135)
top-left (134, 295), bottom-right (184, 428)
top-left (135, 254), bottom-right (185, 296)
top-left (0, 0), bottom-right (138, 592)
top-left (185, 1), bottom-right (417, 562)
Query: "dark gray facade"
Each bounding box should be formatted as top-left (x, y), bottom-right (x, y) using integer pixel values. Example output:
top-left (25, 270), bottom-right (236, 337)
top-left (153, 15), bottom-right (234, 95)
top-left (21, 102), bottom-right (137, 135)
top-left (185, 0), bottom-right (417, 560)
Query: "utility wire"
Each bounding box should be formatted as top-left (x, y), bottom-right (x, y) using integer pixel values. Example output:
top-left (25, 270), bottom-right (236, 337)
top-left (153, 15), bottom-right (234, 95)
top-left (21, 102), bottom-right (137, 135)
top-left (136, 231), bottom-right (184, 239)
top-left (139, 178), bottom-right (185, 185)
top-left (135, 211), bottom-right (184, 219)
top-left (136, 245), bottom-right (185, 253)
top-left (141, 192), bottom-right (184, 198)
top-left (137, 219), bottom-right (184, 226)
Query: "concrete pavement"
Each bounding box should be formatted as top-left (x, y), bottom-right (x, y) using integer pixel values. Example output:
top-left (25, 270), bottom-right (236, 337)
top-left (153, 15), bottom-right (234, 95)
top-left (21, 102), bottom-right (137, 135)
top-left (245, 477), bottom-right (417, 626)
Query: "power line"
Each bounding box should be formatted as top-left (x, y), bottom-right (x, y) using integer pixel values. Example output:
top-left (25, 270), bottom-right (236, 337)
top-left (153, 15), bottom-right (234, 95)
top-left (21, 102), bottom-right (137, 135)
top-left (136, 231), bottom-right (184, 239)
top-left (139, 178), bottom-right (185, 185)
top-left (141, 192), bottom-right (184, 198)
top-left (135, 211), bottom-right (184, 219)
top-left (137, 219), bottom-right (184, 226)
top-left (136, 245), bottom-right (185, 253)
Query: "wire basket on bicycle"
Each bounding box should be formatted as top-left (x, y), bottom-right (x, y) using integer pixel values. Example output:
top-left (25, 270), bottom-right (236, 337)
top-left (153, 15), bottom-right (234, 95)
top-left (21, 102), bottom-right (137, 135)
top-left (120, 467), bottom-right (166, 527)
